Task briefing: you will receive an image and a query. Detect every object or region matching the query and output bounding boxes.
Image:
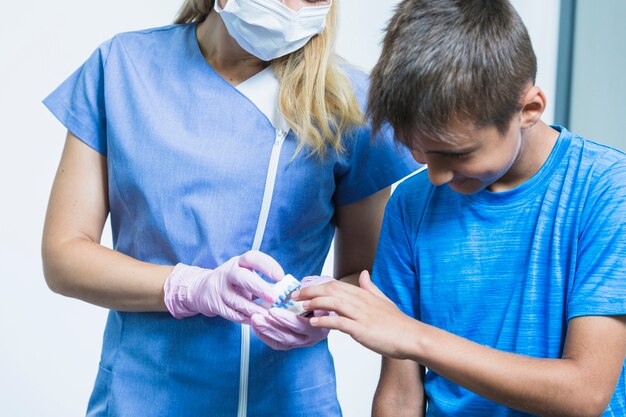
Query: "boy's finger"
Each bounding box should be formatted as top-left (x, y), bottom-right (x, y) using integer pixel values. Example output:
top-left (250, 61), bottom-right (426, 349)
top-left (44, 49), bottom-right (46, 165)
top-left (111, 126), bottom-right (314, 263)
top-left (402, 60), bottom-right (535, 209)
top-left (305, 295), bottom-right (361, 320)
top-left (294, 279), bottom-right (359, 301)
top-left (359, 270), bottom-right (389, 300)
top-left (292, 284), bottom-right (331, 300)
top-left (309, 315), bottom-right (356, 336)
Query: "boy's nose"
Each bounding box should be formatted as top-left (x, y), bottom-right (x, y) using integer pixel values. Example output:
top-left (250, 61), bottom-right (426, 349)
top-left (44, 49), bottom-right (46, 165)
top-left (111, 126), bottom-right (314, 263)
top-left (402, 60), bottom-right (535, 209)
top-left (427, 164), bottom-right (454, 186)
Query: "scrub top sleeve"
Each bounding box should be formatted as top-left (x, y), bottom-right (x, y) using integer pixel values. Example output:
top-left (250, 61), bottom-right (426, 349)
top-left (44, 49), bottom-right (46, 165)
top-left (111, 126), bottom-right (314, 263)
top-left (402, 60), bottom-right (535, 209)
top-left (42, 39), bottom-right (112, 155)
top-left (372, 188), bottom-right (420, 320)
top-left (334, 124), bottom-right (419, 206)
top-left (568, 160), bottom-right (626, 319)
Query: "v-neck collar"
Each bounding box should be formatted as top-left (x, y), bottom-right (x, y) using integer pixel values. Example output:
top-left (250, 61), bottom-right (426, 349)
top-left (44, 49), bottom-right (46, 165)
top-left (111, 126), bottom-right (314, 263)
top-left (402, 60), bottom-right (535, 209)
top-left (235, 67), bottom-right (289, 132)
top-left (187, 23), bottom-right (289, 132)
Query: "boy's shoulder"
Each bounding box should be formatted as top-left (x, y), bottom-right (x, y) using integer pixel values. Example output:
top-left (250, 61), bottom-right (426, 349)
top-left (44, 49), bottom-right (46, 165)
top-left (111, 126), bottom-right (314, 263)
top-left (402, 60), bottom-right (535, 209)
top-left (394, 167), bottom-right (432, 194)
top-left (389, 167), bottom-right (435, 213)
top-left (564, 129), bottom-right (626, 180)
top-left (573, 136), bottom-right (625, 162)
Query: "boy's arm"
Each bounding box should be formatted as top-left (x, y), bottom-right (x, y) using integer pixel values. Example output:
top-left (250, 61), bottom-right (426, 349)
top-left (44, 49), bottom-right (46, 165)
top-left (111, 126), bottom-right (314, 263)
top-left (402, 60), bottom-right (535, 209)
top-left (406, 314), bottom-right (626, 417)
top-left (298, 273), bottom-right (626, 417)
top-left (372, 357), bottom-right (425, 417)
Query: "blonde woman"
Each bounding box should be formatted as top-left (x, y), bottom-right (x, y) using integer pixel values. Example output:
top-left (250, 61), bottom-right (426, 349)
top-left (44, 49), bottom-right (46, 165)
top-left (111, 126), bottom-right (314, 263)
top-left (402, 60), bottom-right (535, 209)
top-left (41, 0), bottom-right (417, 415)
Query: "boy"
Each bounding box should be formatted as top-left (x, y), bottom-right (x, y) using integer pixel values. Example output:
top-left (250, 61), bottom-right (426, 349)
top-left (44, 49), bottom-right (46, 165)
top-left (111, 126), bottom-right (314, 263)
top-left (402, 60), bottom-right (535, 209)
top-left (295, 0), bottom-right (626, 415)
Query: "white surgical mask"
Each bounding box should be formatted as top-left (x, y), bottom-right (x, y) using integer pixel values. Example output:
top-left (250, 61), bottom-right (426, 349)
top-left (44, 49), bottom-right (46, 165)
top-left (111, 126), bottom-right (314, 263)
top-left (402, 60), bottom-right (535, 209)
top-left (214, 0), bottom-right (331, 61)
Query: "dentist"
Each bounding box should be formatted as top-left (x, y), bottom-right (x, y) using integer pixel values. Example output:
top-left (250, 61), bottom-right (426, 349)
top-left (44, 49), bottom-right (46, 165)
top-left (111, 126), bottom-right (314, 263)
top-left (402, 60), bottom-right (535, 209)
top-left (42, 0), bottom-right (417, 416)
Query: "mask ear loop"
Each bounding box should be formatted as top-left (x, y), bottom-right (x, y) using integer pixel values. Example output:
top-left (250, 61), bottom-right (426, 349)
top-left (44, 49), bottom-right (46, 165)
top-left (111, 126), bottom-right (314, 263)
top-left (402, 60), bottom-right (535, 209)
top-left (295, 1), bottom-right (333, 18)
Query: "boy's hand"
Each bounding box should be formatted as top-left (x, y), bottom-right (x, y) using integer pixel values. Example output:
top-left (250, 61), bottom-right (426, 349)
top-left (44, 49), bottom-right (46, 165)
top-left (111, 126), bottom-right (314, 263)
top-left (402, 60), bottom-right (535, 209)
top-left (294, 270), bottom-right (417, 359)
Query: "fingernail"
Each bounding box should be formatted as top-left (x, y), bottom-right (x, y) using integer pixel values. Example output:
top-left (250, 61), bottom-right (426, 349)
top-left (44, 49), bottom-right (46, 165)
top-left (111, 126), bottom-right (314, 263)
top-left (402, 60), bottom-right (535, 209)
top-left (310, 317), bottom-right (319, 325)
top-left (302, 301), bottom-right (310, 309)
top-left (291, 290), bottom-right (300, 299)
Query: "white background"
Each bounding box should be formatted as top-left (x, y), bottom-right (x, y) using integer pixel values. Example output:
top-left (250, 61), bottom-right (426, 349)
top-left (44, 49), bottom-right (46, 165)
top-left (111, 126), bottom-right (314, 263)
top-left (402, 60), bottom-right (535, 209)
top-left (569, 0), bottom-right (626, 151)
top-left (0, 1), bottom-right (559, 416)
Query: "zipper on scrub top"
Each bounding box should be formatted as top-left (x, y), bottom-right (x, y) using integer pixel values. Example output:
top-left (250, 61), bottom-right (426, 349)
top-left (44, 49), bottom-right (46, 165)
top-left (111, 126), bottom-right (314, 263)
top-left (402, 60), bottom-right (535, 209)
top-left (238, 128), bottom-right (288, 417)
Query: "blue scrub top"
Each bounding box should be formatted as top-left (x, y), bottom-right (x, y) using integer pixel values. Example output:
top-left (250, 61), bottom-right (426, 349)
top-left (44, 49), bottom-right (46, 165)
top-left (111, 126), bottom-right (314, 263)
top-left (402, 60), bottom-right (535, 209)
top-left (44, 24), bottom-right (417, 416)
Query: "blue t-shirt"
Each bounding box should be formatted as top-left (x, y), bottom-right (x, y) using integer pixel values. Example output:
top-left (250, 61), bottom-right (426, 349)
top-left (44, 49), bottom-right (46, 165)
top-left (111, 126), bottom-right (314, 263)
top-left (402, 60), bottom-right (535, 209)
top-left (43, 24), bottom-right (418, 417)
top-left (373, 126), bottom-right (626, 416)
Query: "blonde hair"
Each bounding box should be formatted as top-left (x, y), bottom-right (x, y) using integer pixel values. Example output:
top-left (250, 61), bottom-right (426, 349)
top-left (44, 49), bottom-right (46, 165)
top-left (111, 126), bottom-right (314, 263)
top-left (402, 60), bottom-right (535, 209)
top-left (175, 0), bottom-right (363, 158)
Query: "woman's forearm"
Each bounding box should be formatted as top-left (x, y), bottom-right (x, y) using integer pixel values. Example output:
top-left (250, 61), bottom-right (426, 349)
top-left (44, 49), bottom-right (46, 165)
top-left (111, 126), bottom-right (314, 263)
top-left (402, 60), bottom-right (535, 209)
top-left (41, 134), bottom-right (171, 312)
top-left (42, 237), bottom-right (173, 311)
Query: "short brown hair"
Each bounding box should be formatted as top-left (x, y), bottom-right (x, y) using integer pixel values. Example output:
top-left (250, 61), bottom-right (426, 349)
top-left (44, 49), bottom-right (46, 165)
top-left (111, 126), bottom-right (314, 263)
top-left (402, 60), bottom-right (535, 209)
top-left (368, 0), bottom-right (537, 146)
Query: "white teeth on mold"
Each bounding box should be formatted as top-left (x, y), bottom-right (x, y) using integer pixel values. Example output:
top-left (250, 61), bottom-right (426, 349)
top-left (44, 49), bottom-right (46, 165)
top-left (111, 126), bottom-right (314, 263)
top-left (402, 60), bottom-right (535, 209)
top-left (261, 274), bottom-right (308, 315)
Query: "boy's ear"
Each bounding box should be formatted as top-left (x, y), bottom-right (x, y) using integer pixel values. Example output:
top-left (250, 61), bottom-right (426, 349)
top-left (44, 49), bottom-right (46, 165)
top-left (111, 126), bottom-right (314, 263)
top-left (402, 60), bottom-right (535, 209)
top-left (519, 85), bottom-right (546, 128)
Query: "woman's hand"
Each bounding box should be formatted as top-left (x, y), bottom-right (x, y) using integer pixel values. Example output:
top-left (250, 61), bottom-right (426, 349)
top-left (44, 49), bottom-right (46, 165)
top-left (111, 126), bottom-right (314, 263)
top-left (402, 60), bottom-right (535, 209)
top-left (164, 250), bottom-right (284, 324)
top-left (251, 275), bottom-right (335, 350)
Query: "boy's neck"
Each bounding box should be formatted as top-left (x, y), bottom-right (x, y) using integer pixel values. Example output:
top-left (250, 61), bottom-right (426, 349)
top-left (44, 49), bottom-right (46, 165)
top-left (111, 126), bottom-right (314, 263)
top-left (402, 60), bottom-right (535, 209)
top-left (491, 121), bottom-right (560, 192)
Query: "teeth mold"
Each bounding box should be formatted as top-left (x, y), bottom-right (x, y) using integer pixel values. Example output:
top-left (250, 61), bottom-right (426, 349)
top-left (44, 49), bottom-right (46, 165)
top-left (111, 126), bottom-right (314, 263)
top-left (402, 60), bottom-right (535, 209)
top-left (260, 274), bottom-right (308, 315)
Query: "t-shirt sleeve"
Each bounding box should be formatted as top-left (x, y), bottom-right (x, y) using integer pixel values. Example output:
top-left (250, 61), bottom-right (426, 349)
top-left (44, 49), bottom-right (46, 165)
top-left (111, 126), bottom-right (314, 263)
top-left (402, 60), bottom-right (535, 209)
top-left (334, 123), bottom-right (420, 206)
top-left (372, 188), bottom-right (420, 319)
top-left (568, 160), bottom-right (626, 319)
top-left (42, 40), bottom-right (112, 155)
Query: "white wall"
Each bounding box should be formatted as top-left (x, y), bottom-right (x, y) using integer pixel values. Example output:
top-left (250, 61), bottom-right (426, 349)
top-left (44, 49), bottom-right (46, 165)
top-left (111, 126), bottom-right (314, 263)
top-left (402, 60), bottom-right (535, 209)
top-left (0, 2), bottom-right (183, 416)
top-left (0, 1), bottom-right (559, 416)
top-left (569, 0), bottom-right (626, 151)
top-left (510, 0), bottom-right (561, 124)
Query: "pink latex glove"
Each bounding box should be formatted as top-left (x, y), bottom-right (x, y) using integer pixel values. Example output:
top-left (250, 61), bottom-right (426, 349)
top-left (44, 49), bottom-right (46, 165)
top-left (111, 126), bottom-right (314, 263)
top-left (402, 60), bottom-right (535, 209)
top-left (251, 275), bottom-right (335, 350)
top-left (164, 250), bottom-right (285, 324)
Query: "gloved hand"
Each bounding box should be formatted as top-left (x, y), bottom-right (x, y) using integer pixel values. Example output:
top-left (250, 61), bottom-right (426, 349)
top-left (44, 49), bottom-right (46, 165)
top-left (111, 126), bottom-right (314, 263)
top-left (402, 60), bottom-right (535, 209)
top-left (164, 250), bottom-right (285, 324)
top-left (251, 275), bottom-right (336, 350)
